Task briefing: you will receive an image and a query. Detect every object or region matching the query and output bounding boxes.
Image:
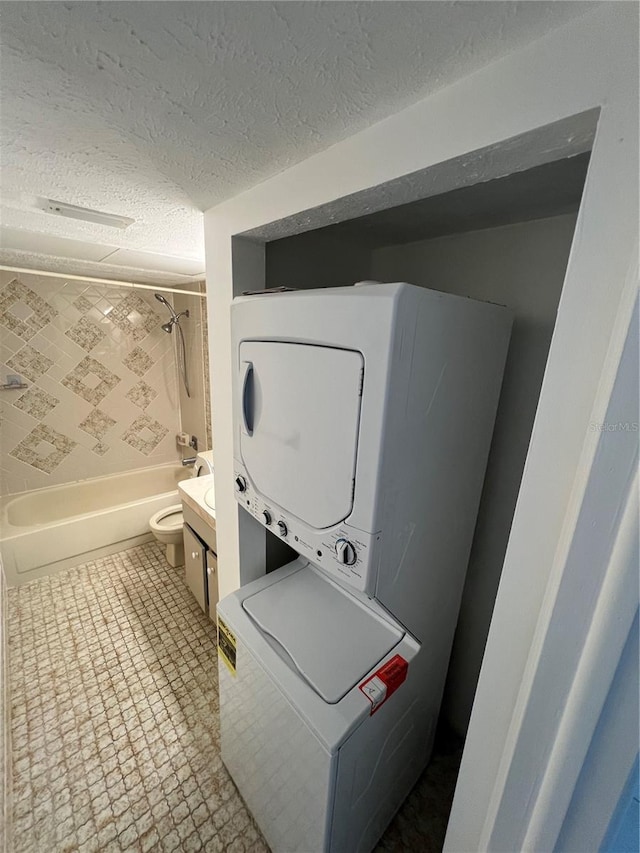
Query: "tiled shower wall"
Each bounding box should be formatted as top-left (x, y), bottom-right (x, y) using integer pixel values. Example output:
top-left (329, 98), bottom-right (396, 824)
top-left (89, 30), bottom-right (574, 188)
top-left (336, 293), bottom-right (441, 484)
top-left (201, 284), bottom-right (212, 453)
top-left (0, 272), bottom-right (183, 496)
top-left (173, 282), bottom-right (212, 456)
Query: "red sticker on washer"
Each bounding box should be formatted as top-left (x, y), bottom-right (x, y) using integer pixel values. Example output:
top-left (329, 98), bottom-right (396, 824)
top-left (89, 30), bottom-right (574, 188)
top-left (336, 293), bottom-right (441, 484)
top-left (359, 655), bottom-right (408, 715)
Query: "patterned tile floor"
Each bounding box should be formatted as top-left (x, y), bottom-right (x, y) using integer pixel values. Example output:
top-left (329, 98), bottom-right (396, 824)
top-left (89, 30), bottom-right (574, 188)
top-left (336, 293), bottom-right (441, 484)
top-left (8, 542), bottom-right (266, 853)
top-left (8, 541), bottom-right (461, 853)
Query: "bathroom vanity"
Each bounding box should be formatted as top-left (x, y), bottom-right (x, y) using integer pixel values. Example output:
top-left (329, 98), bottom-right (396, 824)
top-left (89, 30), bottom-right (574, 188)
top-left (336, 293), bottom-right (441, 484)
top-left (178, 475), bottom-right (218, 621)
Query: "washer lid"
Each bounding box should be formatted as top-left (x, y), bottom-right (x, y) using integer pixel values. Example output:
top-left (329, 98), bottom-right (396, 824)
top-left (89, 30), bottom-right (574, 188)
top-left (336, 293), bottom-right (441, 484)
top-left (242, 566), bottom-right (403, 704)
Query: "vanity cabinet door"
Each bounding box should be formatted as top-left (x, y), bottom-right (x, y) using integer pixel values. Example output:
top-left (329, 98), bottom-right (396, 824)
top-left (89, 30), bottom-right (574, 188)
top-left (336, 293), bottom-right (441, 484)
top-left (206, 551), bottom-right (219, 622)
top-left (183, 524), bottom-right (206, 612)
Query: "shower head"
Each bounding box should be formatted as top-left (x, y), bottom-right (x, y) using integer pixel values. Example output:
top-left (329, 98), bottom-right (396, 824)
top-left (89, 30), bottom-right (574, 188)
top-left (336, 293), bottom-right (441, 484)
top-left (159, 308), bottom-right (189, 334)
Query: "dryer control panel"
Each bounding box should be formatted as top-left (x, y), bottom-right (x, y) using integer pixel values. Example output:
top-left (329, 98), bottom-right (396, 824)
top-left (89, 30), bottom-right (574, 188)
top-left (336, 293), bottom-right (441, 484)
top-left (234, 463), bottom-right (377, 594)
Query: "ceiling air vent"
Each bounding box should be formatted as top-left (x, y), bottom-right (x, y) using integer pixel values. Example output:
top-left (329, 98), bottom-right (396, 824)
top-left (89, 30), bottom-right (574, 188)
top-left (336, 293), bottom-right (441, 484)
top-left (36, 198), bottom-right (134, 229)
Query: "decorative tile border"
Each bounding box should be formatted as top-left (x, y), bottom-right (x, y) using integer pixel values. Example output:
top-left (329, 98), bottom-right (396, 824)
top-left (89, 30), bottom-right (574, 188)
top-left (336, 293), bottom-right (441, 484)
top-left (61, 356), bottom-right (120, 407)
top-left (9, 424), bottom-right (77, 474)
top-left (0, 279), bottom-right (58, 342)
top-left (72, 295), bottom-right (92, 314)
top-left (122, 346), bottom-right (154, 377)
top-left (125, 381), bottom-right (157, 411)
top-left (13, 387), bottom-right (59, 420)
top-left (6, 345), bottom-right (54, 383)
top-left (108, 293), bottom-right (159, 342)
top-left (121, 415), bottom-right (169, 455)
top-left (64, 317), bottom-right (106, 353)
top-left (78, 409), bottom-right (117, 441)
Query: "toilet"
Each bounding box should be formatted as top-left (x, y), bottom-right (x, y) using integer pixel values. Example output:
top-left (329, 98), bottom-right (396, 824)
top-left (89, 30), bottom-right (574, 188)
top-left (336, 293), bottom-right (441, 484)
top-left (149, 504), bottom-right (184, 567)
top-left (149, 451), bottom-right (214, 567)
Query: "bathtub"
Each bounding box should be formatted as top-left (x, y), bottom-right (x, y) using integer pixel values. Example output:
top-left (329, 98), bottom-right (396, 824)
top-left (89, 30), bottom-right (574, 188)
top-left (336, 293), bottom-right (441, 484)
top-left (0, 463), bottom-right (190, 587)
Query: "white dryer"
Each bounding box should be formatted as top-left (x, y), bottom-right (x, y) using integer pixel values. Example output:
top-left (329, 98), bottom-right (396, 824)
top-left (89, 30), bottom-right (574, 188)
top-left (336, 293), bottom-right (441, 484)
top-left (218, 282), bottom-right (512, 852)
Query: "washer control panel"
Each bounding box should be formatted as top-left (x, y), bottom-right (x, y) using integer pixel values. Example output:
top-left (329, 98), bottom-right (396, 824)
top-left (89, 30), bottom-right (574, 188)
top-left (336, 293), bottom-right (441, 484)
top-left (233, 465), bottom-right (376, 592)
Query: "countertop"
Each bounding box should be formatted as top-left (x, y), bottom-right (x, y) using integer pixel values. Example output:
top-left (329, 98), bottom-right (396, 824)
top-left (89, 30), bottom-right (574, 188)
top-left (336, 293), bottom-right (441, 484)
top-left (178, 473), bottom-right (216, 529)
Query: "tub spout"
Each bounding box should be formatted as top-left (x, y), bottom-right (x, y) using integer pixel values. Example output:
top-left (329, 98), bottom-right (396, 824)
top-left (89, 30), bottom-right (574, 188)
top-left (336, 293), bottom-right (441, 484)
top-left (181, 457), bottom-right (197, 466)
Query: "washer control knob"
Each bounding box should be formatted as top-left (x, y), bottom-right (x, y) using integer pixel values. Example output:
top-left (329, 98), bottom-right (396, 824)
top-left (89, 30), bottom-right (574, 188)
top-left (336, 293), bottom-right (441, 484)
top-left (335, 539), bottom-right (357, 566)
top-left (277, 520), bottom-right (288, 538)
top-left (262, 510), bottom-right (272, 526)
top-left (235, 476), bottom-right (247, 493)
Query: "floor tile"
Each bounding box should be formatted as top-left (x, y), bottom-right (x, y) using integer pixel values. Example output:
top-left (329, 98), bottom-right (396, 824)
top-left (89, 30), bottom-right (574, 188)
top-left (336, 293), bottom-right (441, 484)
top-left (8, 542), bottom-right (267, 853)
top-left (8, 540), bottom-right (461, 852)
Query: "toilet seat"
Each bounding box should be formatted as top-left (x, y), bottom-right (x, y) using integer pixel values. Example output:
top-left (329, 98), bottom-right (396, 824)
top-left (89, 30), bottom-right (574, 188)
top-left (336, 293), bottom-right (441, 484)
top-left (149, 504), bottom-right (183, 535)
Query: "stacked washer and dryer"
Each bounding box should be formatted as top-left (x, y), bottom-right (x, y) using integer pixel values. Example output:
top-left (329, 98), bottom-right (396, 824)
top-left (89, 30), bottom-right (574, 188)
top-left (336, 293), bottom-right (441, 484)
top-left (217, 282), bottom-right (512, 853)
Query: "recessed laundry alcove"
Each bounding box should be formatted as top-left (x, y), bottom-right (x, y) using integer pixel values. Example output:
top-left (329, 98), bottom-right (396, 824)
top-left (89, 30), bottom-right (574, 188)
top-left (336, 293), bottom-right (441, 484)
top-left (208, 12), bottom-right (637, 842)
top-left (251, 116), bottom-right (595, 738)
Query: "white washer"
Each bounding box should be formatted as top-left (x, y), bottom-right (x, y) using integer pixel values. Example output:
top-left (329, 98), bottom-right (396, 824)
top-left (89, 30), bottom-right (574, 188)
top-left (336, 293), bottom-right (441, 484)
top-left (217, 558), bottom-right (427, 853)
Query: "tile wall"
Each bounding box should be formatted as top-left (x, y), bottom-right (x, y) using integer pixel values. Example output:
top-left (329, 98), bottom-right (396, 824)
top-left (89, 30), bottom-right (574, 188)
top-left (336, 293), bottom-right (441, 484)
top-left (200, 283), bottom-right (212, 453)
top-left (173, 283), bottom-right (211, 456)
top-left (0, 272), bottom-right (183, 496)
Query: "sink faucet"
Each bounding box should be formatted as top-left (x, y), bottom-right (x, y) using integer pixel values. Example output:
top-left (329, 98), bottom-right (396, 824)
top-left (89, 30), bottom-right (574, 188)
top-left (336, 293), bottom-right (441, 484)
top-left (182, 456), bottom-right (197, 466)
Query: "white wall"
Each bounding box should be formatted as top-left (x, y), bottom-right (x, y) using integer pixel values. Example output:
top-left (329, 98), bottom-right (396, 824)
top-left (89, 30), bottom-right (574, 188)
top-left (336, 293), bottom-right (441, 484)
top-left (372, 213), bottom-right (578, 734)
top-left (475, 290), bottom-right (639, 852)
top-left (266, 230), bottom-right (372, 291)
top-left (205, 5), bottom-right (638, 847)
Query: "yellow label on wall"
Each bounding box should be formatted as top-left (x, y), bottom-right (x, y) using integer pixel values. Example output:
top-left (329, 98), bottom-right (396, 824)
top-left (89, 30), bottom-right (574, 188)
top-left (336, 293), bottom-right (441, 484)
top-left (217, 617), bottom-right (237, 676)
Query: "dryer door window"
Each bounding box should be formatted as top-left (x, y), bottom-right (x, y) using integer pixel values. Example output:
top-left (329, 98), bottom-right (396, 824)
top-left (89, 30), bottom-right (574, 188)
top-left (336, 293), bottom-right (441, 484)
top-left (239, 341), bottom-right (363, 529)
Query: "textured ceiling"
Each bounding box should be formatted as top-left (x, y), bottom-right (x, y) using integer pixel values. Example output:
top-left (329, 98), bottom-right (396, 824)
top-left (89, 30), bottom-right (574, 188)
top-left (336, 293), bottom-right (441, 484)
top-left (0, 1), bottom-right (599, 279)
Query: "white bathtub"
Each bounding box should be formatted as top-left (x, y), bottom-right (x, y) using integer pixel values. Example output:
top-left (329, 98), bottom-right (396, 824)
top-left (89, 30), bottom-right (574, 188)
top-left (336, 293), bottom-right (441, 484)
top-left (0, 463), bottom-right (190, 587)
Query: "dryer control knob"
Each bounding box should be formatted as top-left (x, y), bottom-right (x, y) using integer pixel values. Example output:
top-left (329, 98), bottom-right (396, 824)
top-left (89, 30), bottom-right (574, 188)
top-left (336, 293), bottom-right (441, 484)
top-left (262, 510), bottom-right (272, 526)
top-left (335, 539), bottom-right (357, 566)
top-left (235, 476), bottom-right (247, 493)
top-left (277, 520), bottom-right (288, 537)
